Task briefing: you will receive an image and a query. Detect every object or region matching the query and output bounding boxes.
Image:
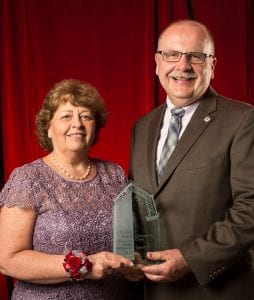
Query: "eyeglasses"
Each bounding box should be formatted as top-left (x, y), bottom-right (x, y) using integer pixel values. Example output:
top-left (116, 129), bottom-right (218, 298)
top-left (157, 50), bottom-right (214, 64)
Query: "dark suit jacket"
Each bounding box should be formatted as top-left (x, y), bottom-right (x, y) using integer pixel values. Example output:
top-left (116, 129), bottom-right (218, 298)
top-left (129, 88), bottom-right (254, 300)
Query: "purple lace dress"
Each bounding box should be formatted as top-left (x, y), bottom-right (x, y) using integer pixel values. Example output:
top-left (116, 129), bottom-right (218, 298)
top-left (0, 159), bottom-right (131, 300)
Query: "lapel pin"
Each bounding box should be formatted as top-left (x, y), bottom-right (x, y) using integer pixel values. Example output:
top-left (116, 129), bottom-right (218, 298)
top-left (204, 116), bottom-right (211, 123)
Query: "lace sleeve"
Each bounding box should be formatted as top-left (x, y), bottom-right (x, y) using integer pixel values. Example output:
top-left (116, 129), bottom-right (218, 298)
top-left (0, 165), bottom-right (39, 212)
top-left (105, 162), bottom-right (127, 187)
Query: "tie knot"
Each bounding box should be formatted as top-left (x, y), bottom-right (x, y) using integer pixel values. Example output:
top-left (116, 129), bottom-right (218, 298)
top-left (171, 107), bottom-right (185, 118)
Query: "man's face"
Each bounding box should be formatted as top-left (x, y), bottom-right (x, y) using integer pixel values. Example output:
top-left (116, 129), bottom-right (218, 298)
top-left (155, 23), bottom-right (217, 107)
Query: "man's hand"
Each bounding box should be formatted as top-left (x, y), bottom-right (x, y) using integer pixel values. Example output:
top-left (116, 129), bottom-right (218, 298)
top-left (140, 249), bottom-right (191, 283)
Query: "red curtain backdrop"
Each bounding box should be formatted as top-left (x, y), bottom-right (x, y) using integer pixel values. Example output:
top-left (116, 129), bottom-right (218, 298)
top-left (0, 0), bottom-right (253, 298)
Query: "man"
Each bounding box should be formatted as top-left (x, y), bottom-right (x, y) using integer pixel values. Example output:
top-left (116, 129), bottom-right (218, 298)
top-left (129, 20), bottom-right (254, 300)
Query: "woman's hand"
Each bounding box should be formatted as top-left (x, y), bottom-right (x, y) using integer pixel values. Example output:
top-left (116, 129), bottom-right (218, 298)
top-left (119, 265), bottom-right (144, 281)
top-left (85, 251), bottom-right (133, 280)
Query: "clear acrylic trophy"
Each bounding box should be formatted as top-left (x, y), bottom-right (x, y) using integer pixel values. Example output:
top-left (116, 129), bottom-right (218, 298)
top-left (113, 181), bottom-right (160, 264)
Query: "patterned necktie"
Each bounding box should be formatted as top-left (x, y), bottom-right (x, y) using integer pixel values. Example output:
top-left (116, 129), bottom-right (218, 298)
top-left (157, 107), bottom-right (185, 182)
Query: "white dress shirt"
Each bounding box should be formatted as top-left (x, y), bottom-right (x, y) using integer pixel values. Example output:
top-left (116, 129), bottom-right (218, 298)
top-left (156, 97), bottom-right (200, 168)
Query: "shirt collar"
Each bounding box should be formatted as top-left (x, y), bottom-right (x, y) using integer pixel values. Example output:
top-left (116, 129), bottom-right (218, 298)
top-left (166, 96), bottom-right (200, 115)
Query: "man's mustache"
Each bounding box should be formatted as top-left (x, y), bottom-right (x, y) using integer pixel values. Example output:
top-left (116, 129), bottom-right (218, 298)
top-left (169, 72), bottom-right (197, 80)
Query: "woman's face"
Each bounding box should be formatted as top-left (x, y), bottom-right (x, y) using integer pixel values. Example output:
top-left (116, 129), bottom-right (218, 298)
top-left (47, 101), bottom-right (96, 155)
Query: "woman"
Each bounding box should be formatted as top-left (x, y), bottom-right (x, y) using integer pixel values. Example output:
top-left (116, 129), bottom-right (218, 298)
top-left (0, 79), bottom-right (135, 299)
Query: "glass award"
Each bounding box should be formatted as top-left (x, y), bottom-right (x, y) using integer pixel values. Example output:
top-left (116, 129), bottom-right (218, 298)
top-left (113, 181), bottom-right (160, 264)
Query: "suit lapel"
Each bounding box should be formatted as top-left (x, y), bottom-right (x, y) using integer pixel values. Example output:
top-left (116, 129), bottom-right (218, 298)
top-left (147, 105), bottom-right (166, 191)
top-left (154, 88), bottom-right (218, 196)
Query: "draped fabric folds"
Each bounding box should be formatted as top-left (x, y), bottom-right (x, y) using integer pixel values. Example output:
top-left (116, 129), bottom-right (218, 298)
top-left (0, 0), bottom-right (253, 298)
